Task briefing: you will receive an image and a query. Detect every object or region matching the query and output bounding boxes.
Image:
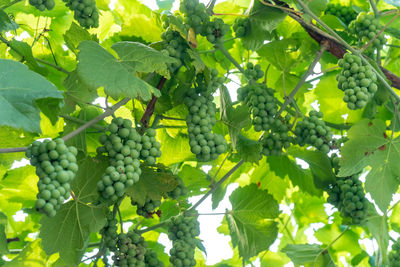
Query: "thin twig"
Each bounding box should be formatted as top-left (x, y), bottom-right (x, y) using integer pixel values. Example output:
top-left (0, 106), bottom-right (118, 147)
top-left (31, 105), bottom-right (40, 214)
top-left (137, 221), bottom-right (167, 234)
top-left (369, 0), bottom-right (380, 18)
top-left (277, 45), bottom-right (327, 116)
top-left (259, 0), bottom-right (302, 15)
top-left (60, 115), bottom-right (106, 131)
top-left (215, 42), bottom-right (246, 78)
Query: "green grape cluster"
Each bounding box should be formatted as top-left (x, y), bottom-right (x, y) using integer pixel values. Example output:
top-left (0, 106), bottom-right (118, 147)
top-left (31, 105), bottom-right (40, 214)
top-left (327, 174), bottom-right (368, 224)
top-left (100, 212), bottom-right (118, 249)
top-left (63, 0), bottom-right (99, 28)
top-left (294, 111), bottom-right (332, 153)
top-left (161, 28), bottom-right (189, 71)
top-left (168, 178), bottom-right (188, 199)
top-left (330, 153), bottom-right (340, 175)
top-left (237, 83), bottom-right (278, 132)
top-left (336, 53), bottom-right (378, 109)
top-left (201, 18), bottom-right (229, 43)
top-left (26, 139), bottom-right (78, 217)
top-left (168, 215), bottom-right (200, 267)
top-left (184, 90), bottom-right (227, 162)
top-left (244, 62), bottom-right (264, 81)
top-left (261, 116), bottom-right (293, 156)
top-left (144, 249), bottom-right (164, 267)
top-left (97, 117), bottom-right (142, 204)
top-left (179, 0), bottom-right (209, 34)
top-left (325, 4), bottom-right (357, 25)
top-left (349, 12), bottom-right (386, 51)
top-left (112, 231), bottom-right (147, 267)
top-left (389, 240), bottom-right (400, 267)
top-left (139, 128), bottom-right (161, 165)
top-left (194, 69), bottom-right (224, 95)
top-left (131, 197), bottom-right (161, 218)
top-left (29, 0), bottom-right (55, 11)
top-left (232, 17), bottom-right (249, 38)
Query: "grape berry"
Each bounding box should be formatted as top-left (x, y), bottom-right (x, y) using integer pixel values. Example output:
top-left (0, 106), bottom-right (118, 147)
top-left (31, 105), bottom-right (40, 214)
top-left (232, 17), bottom-right (249, 38)
top-left (349, 12), bottom-right (386, 51)
top-left (63, 0), bottom-right (100, 29)
top-left (29, 0), bottom-right (55, 11)
top-left (325, 4), bottom-right (357, 25)
top-left (112, 231), bottom-right (147, 267)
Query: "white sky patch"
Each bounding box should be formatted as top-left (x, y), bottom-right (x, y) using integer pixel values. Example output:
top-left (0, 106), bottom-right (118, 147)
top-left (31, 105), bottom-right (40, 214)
top-left (11, 158), bottom-right (29, 170)
top-left (295, 158), bottom-right (309, 169)
top-left (14, 31), bottom-right (30, 41)
top-left (13, 210), bottom-right (28, 222)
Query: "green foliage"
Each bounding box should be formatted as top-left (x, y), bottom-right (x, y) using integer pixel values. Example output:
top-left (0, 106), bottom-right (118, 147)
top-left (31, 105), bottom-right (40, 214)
top-left (1, 0), bottom-right (400, 265)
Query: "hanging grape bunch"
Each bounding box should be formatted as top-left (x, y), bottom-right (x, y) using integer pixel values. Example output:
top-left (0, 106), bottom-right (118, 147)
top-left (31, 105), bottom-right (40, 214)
top-left (161, 28), bottom-right (190, 71)
top-left (184, 90), bottom-right (227, 162)
top-left (139, 128), bottom-right (161, 165)
top-left (349, 12), bottom-right (386, 51)
top-left (100, 212), bottom-right (118, 249)
top-left (294, 111), bottom-right (332, 153)
top-left (168, 215), bottom-right (200, 267)
top-left (201, 18), bottom-right (229, 43)
top-left (131, 197), bottom-right (162, 218)
top-left (336, 53), bottom-right (378, 109)
top-left (96, 117), bottom-right (142, 204)
top-left (145, 249), bottom-right (164, 267)
top-left (389, 240), bottom-right (400, 267)
top-left (112, 231), bottom-right (147, 267)
top-left (244, 62), bottom-right (264, 81)
top-left (261, 115), bottom-right (293, 157)
top-left (29, 0), bottom-right (55, 11)
top-left (179, 0), bottom-right (210, 34)
top-left (325, 4), bottom-right (358, 25)
top-left (63, 0), bottom-right (99, 28)
top-left (25, 139), bottom-right (78, 217)
top-left (232, 17), bottom-right (249, 38)
top-left (238, 83), bottom-right (279, 132)
top-left (168, 177), bottom-right (188, 199)
top-left (327, 174), bottom-right (368, 224)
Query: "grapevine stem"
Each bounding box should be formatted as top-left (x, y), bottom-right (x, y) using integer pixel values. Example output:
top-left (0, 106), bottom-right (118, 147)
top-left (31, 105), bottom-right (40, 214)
top-left (369, 0), bottom-right (380, 18)
top-left (259, 0), bottom-right (303, 15)
top-left (60, 115), bottom-right (106, 131)
top-left (296, 0), bottom-right (400, 102)
top-left (0, 36), bottom-right (70, 74)
top-left (277, 45), bottom-right (327, 117)
top-left (215, 42), bottom-right (246, 78)
top-left (320, 225), bottom-right (349, 254)
top-left (137, 221), bottom-right (167, 234)
top-left (187, 159), bottom-right (245, 212)
top-left (160, 116), bottom-right (185, 121)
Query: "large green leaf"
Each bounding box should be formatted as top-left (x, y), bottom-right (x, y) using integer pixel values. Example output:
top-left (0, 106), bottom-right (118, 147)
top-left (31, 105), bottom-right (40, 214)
top-left (8, 40), bottom-right (46, 75)
top-left (39, 201), bottom-right (107, 265)
top-left (288, 147), bottom-right (336, 189)
top-left (267, 156), bottom-right (322, 196)
top-left (236, 134), bottom-right (262, 163)
top-left (282, 244), bottom-right (335, 267)
top-left (70, 156), bottom-right (108, 204)
top-left (242, 1), bottom-right (286, 50)
top-left (63, 22), bottom-right (98, 56)
top-left (339, 119), bottom-right (400, 211)
top-left (0, 9), bottom-right (18, 33)
top-left (0, 59), bottom-right (63, 133)
top-left (63, 70), bottom-right (98, 112)
top-left (126, 165), bottom-right (179, 206)
top-left (112, 41), bottom-right (177, 79)
top-left (364, 207), bottom-right (389, 265)
top-left (226, 184), bottom-right (279, 260)
top-left (77, 41), bottom-right (160, 101)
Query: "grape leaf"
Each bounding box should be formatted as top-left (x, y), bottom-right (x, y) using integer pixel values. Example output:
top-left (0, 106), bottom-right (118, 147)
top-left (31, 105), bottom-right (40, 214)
top-left (288, 147), bottom-right (336, 189)
top-left (39, 201), bottom-right (107, 265)
top-left (8, 40), bottom-right (46, 75)
top-left (64, 22), bottom-right (98, 56)
top-left (0, 212), bottom-right (7, 255)
top-left (364, 208), bottom-right (389, 266)
top-left (126, 165), bottom-right (179, 206)
top-left (111, 41), bottom-right (178, 79)
top-left (267, 156), bottom-right (322, 196)
top-left (0, 9), bottom-right (18, 33)
top-left (0, 59), bottom-right (63, 133)
top-left (339, 119), bottom-right (400, 211)
top-left (219, 86), bottom-right (250, 149)
top-left (70, 156), bottom-right (108, 203)
top-left (282, 244), bottom-right (335, 266)
top-left (236, 134), bottom-right (262, 163)
top-left (242, 1), bottom-right (286, 50)
top-left (226, 184), bottom-right (279, 260)
top-left (77, 41), bottom-right (160, 101)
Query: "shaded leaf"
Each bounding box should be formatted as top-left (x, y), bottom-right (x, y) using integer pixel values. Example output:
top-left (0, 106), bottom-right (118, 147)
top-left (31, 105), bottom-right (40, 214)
top-left (227, 184), bottom-right (279, 260)
top-left (0, 9), bottom-right (18, 32)
top-left (236, 134), bottom-right (262, 163)
top-left (0, 59), bottom-right (63, 132)
top-left (282, 244), bottom-right (335, 266)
